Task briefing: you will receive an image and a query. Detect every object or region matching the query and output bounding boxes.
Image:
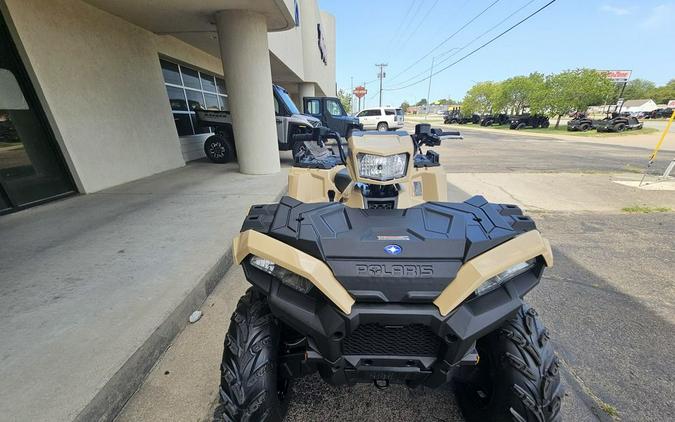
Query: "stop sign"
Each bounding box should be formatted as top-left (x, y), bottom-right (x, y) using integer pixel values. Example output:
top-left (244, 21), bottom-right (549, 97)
top-left (353, 86), bottom-right (367, 98)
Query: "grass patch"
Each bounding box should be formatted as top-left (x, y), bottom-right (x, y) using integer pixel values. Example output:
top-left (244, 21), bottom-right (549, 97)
top-left (621, 204), bottom-right (672, 213)
top-left (600, 403), bottom-right (620, 418)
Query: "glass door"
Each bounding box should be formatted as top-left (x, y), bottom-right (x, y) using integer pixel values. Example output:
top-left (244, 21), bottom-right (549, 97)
top-left (0, 14), bottom-right (74, 213)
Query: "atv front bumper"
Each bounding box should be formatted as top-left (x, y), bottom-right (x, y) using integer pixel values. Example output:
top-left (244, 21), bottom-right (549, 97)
top-left (242, 258), bottom-right (545, 387)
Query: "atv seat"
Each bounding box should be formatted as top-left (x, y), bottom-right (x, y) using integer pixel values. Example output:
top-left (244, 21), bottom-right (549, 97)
top-left (334, 168), bottom-right (351, 192)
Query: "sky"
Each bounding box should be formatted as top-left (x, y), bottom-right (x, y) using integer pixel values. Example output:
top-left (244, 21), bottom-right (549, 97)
top-left (319, 0), bottom-right (675, 109)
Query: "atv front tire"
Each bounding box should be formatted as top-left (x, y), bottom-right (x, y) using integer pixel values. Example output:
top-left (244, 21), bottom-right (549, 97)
top-left (216, 289), bottom-right (287, 422)
top-left (454, 304), bottom-right (562, 422)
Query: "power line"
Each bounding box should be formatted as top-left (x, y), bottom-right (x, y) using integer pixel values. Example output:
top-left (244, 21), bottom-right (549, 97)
top-left (394, 0), bottom-right (441, 56)
top-left (387, 0), bottom-right (537, 90)
top-left (388, 0), bottom-right (502, 81)
top-left (384, 0), bottom-right (558, 92)
top-left (384, 0), bottom-right (418, 53)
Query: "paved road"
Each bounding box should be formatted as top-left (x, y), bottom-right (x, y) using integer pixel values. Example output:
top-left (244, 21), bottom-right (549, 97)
top-left (433, 127), bottom-right (657, 174)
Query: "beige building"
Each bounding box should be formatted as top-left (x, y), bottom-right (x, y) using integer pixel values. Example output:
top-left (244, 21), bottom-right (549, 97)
top-left (0, 0), bottom-right (335, 214)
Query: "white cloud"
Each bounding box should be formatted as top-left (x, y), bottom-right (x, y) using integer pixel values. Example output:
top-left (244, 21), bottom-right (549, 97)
top-left (600, 4), bottom-right (631, 15)
top-left (639, 3), bottom-right (675, 29)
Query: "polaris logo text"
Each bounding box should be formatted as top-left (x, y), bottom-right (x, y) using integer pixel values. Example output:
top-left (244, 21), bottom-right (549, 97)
top-left (356, 264), bottom-right (434, 277)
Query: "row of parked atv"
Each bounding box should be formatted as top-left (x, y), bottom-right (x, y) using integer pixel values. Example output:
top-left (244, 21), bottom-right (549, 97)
top-left (567, 112), bottom-right (643, 133)
top-left (444, 112), bottom-right (551, 130)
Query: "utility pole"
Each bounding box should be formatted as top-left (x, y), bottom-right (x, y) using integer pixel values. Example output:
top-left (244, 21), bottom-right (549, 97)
top-left (376, 63), bottom-right (388, 107)
top-left (362, 80), bottom-right (366, 111)
top-left (350, 76), bottom-right (354, 114)
top-left (425, 56), bottom-right (435, 119)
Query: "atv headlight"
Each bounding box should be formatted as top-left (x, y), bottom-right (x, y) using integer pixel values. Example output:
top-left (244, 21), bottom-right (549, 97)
top-left (249, 256), bottom-right (313, 293)
top-left (358, 153), bottom-right (408, 181)
top-left (474, 260), bottom-right (535, 296)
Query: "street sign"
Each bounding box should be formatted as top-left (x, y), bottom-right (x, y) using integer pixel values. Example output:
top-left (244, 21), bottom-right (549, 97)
top-left (353, 86), bottom-right (367, 99)
top-left (602, 70), bottom-right (632, 82)
top-left (667, 100), bottom-right (675, 108)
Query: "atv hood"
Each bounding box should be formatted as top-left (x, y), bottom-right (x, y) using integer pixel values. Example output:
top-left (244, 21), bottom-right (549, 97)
top-left (239, 196), bottom-right (537, 303)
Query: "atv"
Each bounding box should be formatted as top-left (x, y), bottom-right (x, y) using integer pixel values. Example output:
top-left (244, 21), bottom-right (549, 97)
top-left (480, 113), bottom-right (511, 126)
top-left (596, 113), bottom-right (643, 132)
top-left (444, 112), bottom-right (480, 125)
top-left (510, 114), bottom-right (550, 129)
top-left (567, 113), bottom-right (596, 131)
top-left (217, 124), bottom-right (562, 421)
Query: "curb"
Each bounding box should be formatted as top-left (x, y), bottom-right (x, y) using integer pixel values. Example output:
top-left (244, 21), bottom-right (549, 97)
top-left (75, 190), bottom-right (287, 422)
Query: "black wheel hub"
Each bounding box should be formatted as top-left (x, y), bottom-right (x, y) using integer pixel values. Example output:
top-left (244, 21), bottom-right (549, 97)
top-left (209, 142), bottom-right (226, 158)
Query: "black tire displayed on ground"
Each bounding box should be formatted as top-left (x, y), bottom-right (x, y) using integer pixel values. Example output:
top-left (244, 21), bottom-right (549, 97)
top-left (454, 304), bottom-right (562, 422)
top-left (541, 120), bottom-right (550, 128)
top-left (204, 134), bottom-right (236, 163)
top-left (216, 289), bottom-right (287, 422)
top-left (377, 122), bottom-right (389, 131)
top-left (516, 123), bottom-right (526, 130)
top-left (579, 123), bottom-right (590, 131)
top-left (614, 123), bottom-right (626, 132)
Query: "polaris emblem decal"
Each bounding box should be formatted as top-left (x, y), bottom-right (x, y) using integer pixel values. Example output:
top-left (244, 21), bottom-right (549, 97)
top-left (356, 264), bottom-right (434, 277)
top-left (384, 244), bottom-right (402, 255)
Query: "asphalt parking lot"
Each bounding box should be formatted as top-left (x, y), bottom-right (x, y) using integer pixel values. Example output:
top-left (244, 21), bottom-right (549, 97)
top-left (119, 127), bottom-right (674, 422)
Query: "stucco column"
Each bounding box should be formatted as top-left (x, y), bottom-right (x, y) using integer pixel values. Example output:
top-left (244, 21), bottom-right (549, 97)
top-left (299, 82), bottom-right (315, 103)
top-left (216, 10), bottom-right (280, 174)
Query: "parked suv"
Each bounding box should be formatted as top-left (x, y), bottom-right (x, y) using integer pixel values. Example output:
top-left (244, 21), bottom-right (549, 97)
top-left (356, 107), bottom-right (404, 131)
top-left (303, 96), bottom-right (361, 138)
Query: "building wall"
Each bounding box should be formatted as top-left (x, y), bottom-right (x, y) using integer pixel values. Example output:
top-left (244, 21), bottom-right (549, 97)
top-left (2, 0), bottom-right (186, 193)
top-left (270, 0), bottom-right (335, 97)
top-left (2, 0), bottom-right (336, 193)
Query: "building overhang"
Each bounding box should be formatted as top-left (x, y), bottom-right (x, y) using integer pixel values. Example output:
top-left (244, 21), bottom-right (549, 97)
top-left (84, 0), bottom-right (296, 35)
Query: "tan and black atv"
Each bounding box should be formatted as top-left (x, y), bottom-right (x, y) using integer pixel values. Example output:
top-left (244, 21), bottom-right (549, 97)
top-left (217, 124), bottom-right (562, 422)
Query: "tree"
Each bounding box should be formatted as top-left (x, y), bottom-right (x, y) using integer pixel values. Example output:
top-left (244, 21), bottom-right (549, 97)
top-left (622, 79), bottom-right (656, 100)
top-left (546, 69), bottom-right (614, 127)
top-left (461, 81), bottom-right (501, 115)
top-left (401, 100), bottom-right (410, 112)
top-left (337, 88), bottom-right (352, 114)
top-left (415, 98), bottom-right (428, 106)
top-left (499, 73), bottom-right (546, 115)
top-left (650, 79), bottom-right (675, 104)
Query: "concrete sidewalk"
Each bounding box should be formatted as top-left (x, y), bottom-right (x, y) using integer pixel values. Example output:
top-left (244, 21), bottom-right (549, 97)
top-left (0, 158), bottom-right (289, 421)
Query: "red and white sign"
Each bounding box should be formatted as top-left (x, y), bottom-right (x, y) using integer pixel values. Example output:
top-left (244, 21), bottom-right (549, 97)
top-left (602, 70), bottom-right (632, 82)
top-left (667, 100), bottom-right (675, 108)
top-left (353, 86), bottom-right (367, 99)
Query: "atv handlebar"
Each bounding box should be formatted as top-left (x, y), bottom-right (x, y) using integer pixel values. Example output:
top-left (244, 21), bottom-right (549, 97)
top-left (413, 124), bottom-right (462, 149)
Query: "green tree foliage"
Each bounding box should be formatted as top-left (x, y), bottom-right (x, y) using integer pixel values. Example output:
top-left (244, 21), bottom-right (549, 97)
top-left (622, 79), bottom-right (656, 100)
top-left (461, 81), bottom-right (501, 115)
top-left (415, 98), bottom-right (428, 106)
top-left (650, 79), bottom-right (675, 104)
top-left (337, 88), bottom-right (352, 114)
top-left (546, 69), bottom-right (614, 127)
top-left (400, 100), bottom-right (410, 112)
top-left (499, 73), bottom-right (546, 114)
top-left (461, 70), bottom-right (668, 127)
